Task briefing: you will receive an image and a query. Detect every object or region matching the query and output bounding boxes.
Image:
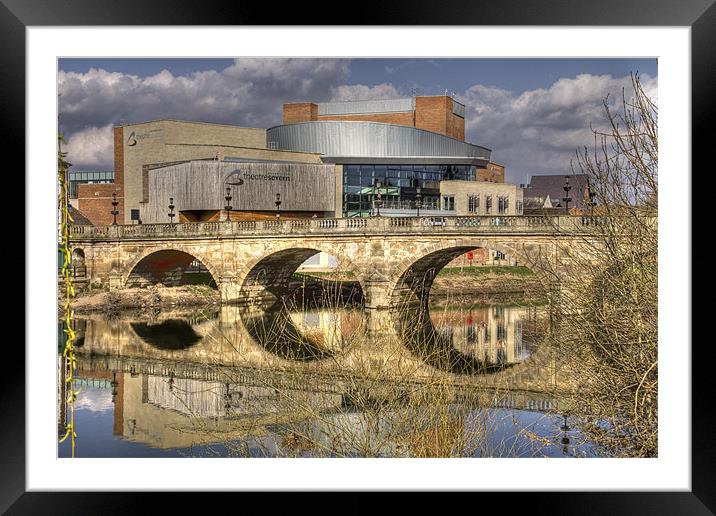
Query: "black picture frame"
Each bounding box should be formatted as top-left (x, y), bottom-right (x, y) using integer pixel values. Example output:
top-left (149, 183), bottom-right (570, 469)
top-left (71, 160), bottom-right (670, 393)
top-left (8, 0), bottom-right (707, 512)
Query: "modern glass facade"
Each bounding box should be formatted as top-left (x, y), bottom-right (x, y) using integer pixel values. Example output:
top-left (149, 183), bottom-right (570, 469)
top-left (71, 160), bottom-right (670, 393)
top-left (342, 164), bottom-right (476, 217)
top-left (68, 170), bottom-right (114, 199)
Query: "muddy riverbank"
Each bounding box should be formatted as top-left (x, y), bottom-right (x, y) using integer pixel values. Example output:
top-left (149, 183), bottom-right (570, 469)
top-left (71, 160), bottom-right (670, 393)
top-left (60, 284), bottom-right (220, 317)
top-left (61, 269), bottom-right (547, 317)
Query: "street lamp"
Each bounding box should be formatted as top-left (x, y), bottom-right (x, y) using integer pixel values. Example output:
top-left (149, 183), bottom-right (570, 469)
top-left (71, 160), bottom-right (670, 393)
top-left (587, 190), bottom-right (597, 218)
top-left (374, 180), bottom-right (383, 217)
top-left (224, 186), bottom-right (233, 222)
top-left (110, 192), bottom-right (119, 225)
top-left (275, 193), bottom-right (282, 219)
top-left (562, 176), bottom-right (572, 214)
top-left (415, 186), bottom-right (422, 218)
top-left (168, 197), bottom-right (176, 225)
top-left (560, 413), bottom-right (571, 455)
top-left (110, 371), bottom-right (118, 403)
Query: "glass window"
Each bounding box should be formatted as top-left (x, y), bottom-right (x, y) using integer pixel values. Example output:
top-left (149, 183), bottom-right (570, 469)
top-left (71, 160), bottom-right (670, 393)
top-left (497, 196), bottom-right (509, 214)
top-left (442, 195), bottom-right (455, 211)
top-left (485, 195), bottom-right (492, 214)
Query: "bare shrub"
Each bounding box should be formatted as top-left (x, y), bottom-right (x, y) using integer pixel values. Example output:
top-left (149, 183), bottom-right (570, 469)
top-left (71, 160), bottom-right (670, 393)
top-left (549, 73), bottom-right (658, 457)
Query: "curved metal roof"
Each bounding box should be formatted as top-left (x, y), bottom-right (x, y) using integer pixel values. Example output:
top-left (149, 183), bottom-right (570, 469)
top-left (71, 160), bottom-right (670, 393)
top-left (266, 121), bottom-right (491, 165)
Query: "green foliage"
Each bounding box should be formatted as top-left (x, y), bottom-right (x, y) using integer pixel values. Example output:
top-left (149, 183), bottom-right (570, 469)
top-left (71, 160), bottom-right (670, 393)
top-left (437, 265), bottom-right (535, 277)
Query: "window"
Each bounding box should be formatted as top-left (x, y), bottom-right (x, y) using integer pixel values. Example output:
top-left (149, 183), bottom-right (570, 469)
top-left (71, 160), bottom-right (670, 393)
top-left (68, 170), bottom-right (114, 199)
top-left (468, 194), bottom-right (479, 213)
top-left (485, 195), bottom-right (492, 214)
top-left (442, 195), bottom-right (455, 211)
top-left (516, 200), bottom-right (524, 215)
top-left (498, 195), bottom-right (509, 214)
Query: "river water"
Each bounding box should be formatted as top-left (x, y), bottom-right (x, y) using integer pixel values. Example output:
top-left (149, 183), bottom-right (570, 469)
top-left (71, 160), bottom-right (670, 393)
top-left (57, 300), bottom-right (598, 458)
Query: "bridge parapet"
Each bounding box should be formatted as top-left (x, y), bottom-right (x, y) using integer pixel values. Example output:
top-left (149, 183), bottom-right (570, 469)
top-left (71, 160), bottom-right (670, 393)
top-left (69, 215), bottom-right (604, 242)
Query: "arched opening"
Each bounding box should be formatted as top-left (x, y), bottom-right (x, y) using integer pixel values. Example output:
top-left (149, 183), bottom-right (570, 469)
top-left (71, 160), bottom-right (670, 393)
top-left (395, 304), bottom-right (511, 375)
top-left (130, 319), bottom-right (202, 350)
top-left (391, 243), bottom-right (549, 375)
top-left (71, 248), bottom-right (86, 278)
top-left (394, 303), bottom-right (548, 376)
top-left (392, 246), bottom-right (480, 308)
top-left (239, 301), bottom-right (362, 361)
top-left (242, 248), bottom-right (363, 308)
top-left (126, 249), bottom-right (218, 289)
top-left (391, 243), bottom-right (540, 308)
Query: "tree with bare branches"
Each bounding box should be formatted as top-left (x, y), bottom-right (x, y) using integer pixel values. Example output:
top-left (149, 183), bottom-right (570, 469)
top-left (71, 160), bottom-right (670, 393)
top-left (551, 73), bottom-right (658, 457)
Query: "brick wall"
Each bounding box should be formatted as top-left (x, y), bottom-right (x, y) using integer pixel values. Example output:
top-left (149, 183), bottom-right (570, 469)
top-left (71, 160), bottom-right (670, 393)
top-left (476, 162), bottom-right (505, 183)
top-left (415, 96), bottom-right (465, 141)
top-left (77, 183), bottom-right (123, 225)
top-left (444, 248), bottom-right (489, 268)
top-left (113, 126), bottom-right (124, 187)
top-left (283, 103), bottom-right (318, 123)
top-left (281, 96), bottom-right (465, 141)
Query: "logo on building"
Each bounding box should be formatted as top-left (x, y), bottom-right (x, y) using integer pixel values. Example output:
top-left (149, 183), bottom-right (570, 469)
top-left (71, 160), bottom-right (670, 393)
top-left (127, 131), bottom-right (137, 146)
top-left (225, 171), bottom-right (245, 186)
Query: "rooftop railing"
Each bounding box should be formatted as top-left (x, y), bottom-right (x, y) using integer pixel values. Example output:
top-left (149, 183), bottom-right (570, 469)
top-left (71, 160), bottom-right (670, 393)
top-left (68, 215), bottom-right (607, 241)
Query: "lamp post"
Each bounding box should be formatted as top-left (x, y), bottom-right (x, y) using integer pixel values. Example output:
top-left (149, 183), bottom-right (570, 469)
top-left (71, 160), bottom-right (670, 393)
top-left (110, 371), bottom-right (118, 404)
top-left (588, 190), bottom-right (597, 218)
top-left (168, 197), bottom-right (176, 225)
top-left (275, 193), bottom-right (282, 219)
top-left (415, 186), bottom-right (422, 218)
top-left (224, 186), bottom-right (233, 222)
top-left (562, 176), bottom-right (572, 214)
top-left (560, 414), bottom-right (571, 455)
top-left (374, 180), bottom-right (383, 217)
top-left (110, 192), bottom-right (119, 225)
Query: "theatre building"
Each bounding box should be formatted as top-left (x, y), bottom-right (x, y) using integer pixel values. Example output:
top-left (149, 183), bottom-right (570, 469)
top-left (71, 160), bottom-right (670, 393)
top-left (76, 119), bottom-right (326, 225)
top-left (271, 96), bottom-right (520, 218)
top-left (142, 160), bottom-right (337, 223)
top-left (76, 95), bottom-right (522, 225)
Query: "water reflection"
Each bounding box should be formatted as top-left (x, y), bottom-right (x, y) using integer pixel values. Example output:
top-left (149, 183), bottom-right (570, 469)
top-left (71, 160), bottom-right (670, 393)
top-left (58, 301), bottom-right (569, 457)
top-left (130, 319), bottom-right (202, 350)
top-left (396, 304), bottom-right (537, 375)
top-left (239, 302), bottom-right (362, 361)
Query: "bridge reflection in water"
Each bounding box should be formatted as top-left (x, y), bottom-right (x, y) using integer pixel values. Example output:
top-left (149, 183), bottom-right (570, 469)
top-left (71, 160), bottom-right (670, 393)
top-left (59, 302), bottom-right (592, 457)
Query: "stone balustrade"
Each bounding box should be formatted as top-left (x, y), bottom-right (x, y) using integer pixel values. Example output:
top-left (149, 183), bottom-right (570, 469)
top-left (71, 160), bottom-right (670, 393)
top-left (69, 215), bottom-right (605, 241)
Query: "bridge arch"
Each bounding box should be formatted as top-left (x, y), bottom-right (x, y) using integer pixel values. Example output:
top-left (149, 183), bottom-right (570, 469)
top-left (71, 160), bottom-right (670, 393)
top-left (389, 237), bottom-right (555, 307)
top-left (238, 241), bottom-right (364, 307)
top-left (123, 246), bottom-right (222, 289)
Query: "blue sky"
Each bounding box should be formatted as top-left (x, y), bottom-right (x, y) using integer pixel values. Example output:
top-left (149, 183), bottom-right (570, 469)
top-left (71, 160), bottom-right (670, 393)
top-left (58, 58), bottom-right (657, 185)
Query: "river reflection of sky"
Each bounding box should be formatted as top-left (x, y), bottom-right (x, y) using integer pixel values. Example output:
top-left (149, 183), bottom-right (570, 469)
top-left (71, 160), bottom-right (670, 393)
top-left (59, 303), bottom-right (566, 458)
top-left (59, 389), bottom-right (594, 458)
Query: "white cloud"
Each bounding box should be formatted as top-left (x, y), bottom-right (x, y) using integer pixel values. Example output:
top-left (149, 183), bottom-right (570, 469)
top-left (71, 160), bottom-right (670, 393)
top-left (329, 83), bottom-right (402, 101)
top-left (58, 58), bottom-right (351, 167)
top-left (74, 387), bottom-right (113, 412)
top-left (64, 124), bottom-right (114, 169)
top-left (460, 73), bottom-right (658, 184)
top-left (58, 61), bottom-right (657, 182)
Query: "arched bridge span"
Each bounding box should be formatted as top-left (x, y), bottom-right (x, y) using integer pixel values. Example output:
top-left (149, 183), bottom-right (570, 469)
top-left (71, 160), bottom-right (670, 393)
top-left (69, 215), bottom-right (600, 309)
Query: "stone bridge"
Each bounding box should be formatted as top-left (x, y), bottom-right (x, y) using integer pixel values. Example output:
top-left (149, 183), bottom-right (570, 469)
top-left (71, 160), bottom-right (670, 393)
top-left (69, 215), bottom-right (602, 309)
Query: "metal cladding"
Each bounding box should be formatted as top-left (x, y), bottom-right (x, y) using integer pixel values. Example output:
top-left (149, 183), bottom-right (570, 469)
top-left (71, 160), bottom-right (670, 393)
top-left (266, 121), bottom-right (491, 165)
top-left (317, 98), bottom-right (415, 116)
top-left (143, 161), bottom-right (336, 222)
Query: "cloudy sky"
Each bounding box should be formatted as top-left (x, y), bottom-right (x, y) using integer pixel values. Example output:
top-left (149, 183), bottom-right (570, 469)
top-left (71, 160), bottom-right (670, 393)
top-left (58, 58), bottom-right (657, 185)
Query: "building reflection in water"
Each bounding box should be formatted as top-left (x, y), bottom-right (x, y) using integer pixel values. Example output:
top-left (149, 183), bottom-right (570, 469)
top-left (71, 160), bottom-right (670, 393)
top-left (396, 304), bottom-right (542, 375)
top-left (59, 303), bottom-right (553, 454)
